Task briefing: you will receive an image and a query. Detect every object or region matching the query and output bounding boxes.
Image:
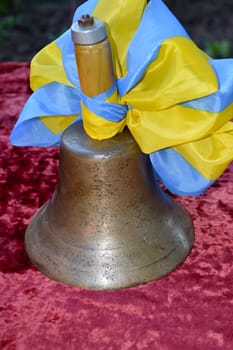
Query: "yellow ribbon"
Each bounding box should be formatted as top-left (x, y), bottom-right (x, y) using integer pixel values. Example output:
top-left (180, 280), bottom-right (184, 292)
top-left (29, 0), bottom-right (233, 181)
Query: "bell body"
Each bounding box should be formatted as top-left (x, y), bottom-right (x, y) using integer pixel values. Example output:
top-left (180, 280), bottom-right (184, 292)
top-left (25, 120), bottom-right (194, 290)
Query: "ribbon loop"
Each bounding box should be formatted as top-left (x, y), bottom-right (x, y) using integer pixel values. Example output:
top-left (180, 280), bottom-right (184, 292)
top-left (10, 0), bottom-right (233, 195)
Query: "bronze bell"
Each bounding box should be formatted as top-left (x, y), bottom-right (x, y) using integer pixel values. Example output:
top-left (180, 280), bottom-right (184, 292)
top-left (25, 120), bottom-right (194, 290)
top-left (25, 16), bottom-right (194, 290)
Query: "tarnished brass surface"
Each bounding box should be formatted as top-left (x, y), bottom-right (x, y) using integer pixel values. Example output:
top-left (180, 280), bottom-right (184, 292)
top-left (25, 120), bottom-right (194, 290)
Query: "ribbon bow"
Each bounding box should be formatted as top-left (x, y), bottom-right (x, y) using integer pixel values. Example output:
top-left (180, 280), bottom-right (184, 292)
top-left (10, 0), bottom-right (233, 195)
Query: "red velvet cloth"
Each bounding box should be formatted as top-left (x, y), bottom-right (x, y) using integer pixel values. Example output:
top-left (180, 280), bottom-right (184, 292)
top-left (0, 62), bottom-right (233, 350)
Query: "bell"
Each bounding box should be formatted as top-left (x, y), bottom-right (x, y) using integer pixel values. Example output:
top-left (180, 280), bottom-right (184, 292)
top-left (25, 15), bottom-right (194, 290)
top-left (25, 120), bottom-right (194, 290)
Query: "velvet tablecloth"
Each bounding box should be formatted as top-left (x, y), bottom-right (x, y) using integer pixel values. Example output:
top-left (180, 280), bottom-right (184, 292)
top-left (0, 62), bottom-right (233, 350)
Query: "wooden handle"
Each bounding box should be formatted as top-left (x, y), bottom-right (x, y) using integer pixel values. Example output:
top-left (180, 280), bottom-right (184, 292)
top-left (74, 39), bottom-right (115, 97)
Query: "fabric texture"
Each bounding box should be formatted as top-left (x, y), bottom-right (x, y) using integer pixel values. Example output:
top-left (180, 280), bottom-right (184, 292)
top-left (0, 62), bottom-right (233, 349)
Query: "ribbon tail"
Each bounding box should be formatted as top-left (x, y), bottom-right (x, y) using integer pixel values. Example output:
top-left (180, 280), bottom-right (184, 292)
top-left (10, 82), bottom-right (81, 147)
top-left (150, 149), bottom-right (215, 196)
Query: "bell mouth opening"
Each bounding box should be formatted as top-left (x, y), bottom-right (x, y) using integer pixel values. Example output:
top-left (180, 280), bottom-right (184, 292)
top-left (25, 199), bottom-right (193, 290)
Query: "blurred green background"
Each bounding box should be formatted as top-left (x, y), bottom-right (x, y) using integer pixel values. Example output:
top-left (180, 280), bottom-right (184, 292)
top-left (0, 0), bottom-right (232, 61)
